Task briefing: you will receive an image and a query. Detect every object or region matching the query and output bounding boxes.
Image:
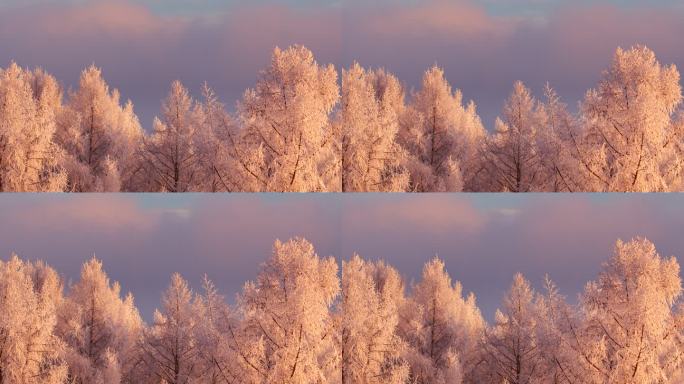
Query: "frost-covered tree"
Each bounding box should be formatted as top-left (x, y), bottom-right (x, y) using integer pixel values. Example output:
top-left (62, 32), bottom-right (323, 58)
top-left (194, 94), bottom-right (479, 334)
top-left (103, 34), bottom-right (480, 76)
top-left (531, 239), bottom-right (684, 384)
top-left (670, 304), bottom-right (684, 383)
top-left (580, 46), bottom-right (683, 191)
top-left (199, 82), bottom-right (270, 193)
top-left (532, 275), bottom-right (594, 384)
top-left (237, 238), bottom-right (340, 382)
top-left (668, 112), bottom-right (684, 190)
top-left (57, 257), bottom-right (143, 384)
top-left (0, 63), bottom-right (66, 191)
top-left (193, 276), bottom-right (248, 383)
top-left (336, 254), bottom-right (409, 383)
top-left (57, 65), bottom-right (143, 191)
top-left (143, 81), bottom-right (203, 192)
top-left (0, 254), bottom-right (67, 383)
top-left (536, 84), bottom-right (585, 192)
top-left (140, 273), bottom-right (201, 383)
top-left (482, 81), bottom-right (547, 192)
top-left (482, 273), bottom-right (543, 384)
top-left (236, 45), bottom-right (340, 192)
top-left (399, 66), bottom-right (486, 191)
top-left (370, 68), bottom-right (406, 118)
top-left (194, 85), bottom-right (242, 192)
top-left (457, 100), bottom-right (488, 192)
top-left (335, 63), bottom-right (409, 191)
top-left (399, 257), bottom-right (485, 384)
top-left (580, 238), bottom-right (683, 383)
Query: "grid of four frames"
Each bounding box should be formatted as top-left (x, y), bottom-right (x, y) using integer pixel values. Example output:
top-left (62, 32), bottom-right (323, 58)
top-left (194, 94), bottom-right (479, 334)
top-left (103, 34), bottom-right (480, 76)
top-left (1, 1), bottom-right (683, 383)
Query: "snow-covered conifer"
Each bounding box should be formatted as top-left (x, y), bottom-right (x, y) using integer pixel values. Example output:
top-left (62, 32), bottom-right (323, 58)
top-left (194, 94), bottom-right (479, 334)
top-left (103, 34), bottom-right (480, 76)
top-left (236, 45), bottom-right (340, 191)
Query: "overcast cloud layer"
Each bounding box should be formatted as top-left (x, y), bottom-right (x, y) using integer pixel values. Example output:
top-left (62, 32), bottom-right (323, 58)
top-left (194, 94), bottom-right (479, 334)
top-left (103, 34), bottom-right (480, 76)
top-left (1, 194), bottom-right (683, 322)
top-left (1, 0), bottom-right (683, 128)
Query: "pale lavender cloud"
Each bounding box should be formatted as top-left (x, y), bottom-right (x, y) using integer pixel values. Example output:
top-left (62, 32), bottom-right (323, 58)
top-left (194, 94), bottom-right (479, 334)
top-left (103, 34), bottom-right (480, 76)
top-left (14, 195), bottom-right (159, 233)
top-left (1, 0), bottom-right (683, 128)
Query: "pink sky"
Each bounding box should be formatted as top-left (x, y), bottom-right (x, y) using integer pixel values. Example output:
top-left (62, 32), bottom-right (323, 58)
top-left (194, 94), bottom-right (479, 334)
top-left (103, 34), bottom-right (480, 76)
top-left (1, 0), bottom-right (682, 128)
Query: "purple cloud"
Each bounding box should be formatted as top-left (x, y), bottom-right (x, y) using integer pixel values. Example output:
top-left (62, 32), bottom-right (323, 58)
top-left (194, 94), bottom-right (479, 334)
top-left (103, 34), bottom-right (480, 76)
top-left (1, 0), bottom-right (683, 128)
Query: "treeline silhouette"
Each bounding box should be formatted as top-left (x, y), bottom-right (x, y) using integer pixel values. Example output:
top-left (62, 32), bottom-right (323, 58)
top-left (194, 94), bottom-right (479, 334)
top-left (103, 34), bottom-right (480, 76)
top-left (1, 236), bottom-right (682, 383)
top-left (0, 45), bottom-right (682, 192)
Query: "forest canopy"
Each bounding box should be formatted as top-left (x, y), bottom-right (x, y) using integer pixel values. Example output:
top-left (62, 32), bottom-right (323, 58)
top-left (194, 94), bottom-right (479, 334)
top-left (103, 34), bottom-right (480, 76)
top-left (0, 45), bottom-right (682, 192)
top-left (0, 236), bottom-right (682, 383)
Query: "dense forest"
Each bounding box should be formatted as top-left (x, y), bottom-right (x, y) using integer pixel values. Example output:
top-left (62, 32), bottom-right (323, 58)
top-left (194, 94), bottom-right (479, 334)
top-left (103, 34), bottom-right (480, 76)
top-left (0, 44), bottom-right (682, 192)
top-left (0, 236), bottom-right (681, 383)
